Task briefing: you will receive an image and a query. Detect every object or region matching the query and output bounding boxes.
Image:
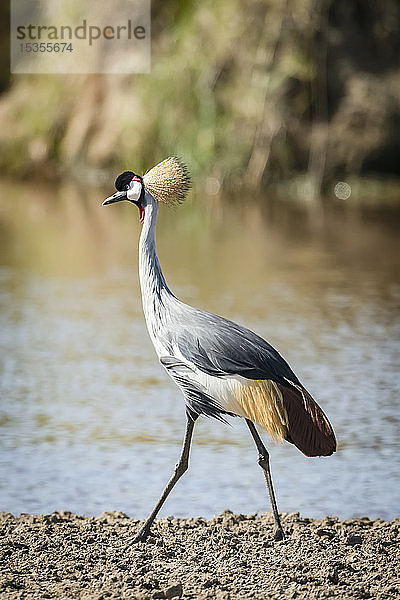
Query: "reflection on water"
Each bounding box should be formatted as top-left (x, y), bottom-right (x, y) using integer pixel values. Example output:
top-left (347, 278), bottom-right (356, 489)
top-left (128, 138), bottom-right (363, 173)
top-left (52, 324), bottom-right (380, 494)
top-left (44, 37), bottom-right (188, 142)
top-left (0, 179), bottom-right (399, 520)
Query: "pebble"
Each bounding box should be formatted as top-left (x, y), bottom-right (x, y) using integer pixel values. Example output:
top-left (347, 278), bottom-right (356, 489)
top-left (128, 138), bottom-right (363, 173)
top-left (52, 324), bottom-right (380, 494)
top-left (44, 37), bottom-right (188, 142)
top-left (346, 534), bottom-right (362, 546)
top-left (165, 583), bottom-right (183, 598)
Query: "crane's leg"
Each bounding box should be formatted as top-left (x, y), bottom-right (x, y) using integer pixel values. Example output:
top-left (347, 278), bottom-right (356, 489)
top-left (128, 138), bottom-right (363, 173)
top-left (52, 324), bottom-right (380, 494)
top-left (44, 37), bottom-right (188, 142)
top-left (246, 419), bottom-right (285, 541)
top-left (132, 413), bottom-right (198, 543)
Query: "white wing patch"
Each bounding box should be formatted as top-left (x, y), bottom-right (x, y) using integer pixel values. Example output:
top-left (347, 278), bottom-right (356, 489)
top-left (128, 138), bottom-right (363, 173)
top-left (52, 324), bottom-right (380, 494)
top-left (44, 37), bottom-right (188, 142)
top-left (160, 345), bottom-right (289, 442)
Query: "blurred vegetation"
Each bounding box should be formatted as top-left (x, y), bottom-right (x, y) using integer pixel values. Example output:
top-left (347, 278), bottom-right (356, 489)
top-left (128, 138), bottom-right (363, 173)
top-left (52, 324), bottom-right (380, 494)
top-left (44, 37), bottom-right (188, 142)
top-left (1, 0), bottom-right (400, 202)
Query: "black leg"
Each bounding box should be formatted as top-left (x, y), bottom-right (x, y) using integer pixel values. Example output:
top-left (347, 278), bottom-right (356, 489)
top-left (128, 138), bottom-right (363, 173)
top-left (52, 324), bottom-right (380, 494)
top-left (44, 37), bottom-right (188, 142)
top-left (246, 419), bottom-right (285, 541)
top-left (132, 413), bottom-right (198, 543)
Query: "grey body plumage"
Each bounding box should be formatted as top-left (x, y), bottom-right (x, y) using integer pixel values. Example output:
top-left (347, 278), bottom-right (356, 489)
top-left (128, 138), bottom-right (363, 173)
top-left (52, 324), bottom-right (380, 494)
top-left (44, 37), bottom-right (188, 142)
top-left (137, 190), bottom-right (299, 421)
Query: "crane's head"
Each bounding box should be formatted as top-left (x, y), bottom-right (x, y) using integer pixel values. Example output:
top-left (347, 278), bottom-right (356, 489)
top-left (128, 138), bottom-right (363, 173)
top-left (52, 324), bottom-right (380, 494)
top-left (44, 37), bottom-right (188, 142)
top-left (102, 157), bottom-right (191, 223)
top-left (102, 171), bottom-right (146, 221)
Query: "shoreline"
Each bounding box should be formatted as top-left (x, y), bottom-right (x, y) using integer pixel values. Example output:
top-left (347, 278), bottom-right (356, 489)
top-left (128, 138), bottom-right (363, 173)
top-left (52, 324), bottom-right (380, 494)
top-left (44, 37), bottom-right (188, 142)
top-left (1, 510), bottom-right (399, 599)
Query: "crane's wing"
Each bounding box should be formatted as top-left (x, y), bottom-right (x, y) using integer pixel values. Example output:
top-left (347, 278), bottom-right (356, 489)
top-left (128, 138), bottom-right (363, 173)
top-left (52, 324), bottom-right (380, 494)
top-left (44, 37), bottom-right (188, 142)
top-left (160, 304), bottom-right (336, 457)
top-left (170, 306), bottom-right (300, 384)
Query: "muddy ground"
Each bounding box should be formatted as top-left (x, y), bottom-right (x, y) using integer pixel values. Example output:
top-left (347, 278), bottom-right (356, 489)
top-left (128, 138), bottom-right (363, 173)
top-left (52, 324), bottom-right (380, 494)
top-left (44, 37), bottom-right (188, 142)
top-left (0, 511), bottom-right (399, 600)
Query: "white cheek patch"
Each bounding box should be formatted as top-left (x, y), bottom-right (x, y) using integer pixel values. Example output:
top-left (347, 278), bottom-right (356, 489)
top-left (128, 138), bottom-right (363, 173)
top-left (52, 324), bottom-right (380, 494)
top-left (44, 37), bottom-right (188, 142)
top-left (127, 180), bottom-right (142, 202)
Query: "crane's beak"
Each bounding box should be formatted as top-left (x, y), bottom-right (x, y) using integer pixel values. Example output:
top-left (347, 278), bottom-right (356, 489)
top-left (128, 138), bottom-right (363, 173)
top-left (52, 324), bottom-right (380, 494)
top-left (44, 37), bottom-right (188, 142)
top-left (102, 190), bottom-right (127, 206)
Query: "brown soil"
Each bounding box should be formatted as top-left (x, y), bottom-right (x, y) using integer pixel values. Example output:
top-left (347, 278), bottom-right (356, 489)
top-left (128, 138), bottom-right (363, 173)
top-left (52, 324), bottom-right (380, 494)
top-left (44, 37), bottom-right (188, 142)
top-left (1, 511), bottom-right (399, 600)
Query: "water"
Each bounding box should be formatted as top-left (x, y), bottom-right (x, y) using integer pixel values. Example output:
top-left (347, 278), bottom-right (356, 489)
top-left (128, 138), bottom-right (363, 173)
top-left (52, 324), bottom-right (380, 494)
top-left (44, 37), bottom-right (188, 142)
top-left (0, 179), bottom-right (399, 520)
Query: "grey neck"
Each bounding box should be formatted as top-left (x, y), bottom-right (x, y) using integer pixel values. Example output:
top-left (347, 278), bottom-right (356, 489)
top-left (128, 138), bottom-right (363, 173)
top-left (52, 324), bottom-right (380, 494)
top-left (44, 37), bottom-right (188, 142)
top-left (138, 192), bottom-right (173, 341)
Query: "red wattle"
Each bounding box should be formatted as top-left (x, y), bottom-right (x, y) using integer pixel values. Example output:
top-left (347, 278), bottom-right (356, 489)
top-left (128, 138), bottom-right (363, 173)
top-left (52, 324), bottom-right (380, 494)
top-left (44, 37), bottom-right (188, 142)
top-left (139, 204), bottom-right (145, 223)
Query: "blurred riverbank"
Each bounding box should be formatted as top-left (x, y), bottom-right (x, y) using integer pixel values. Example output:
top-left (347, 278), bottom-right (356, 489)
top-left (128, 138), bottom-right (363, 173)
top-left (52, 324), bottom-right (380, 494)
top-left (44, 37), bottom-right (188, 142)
top-left (1, 1), bottom-right (400, 203)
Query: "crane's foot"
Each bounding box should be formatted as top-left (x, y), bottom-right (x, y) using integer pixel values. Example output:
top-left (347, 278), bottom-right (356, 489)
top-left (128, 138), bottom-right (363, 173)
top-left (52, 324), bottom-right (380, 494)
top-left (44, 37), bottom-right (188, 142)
top-left (120, 524), bottom-right (152, 546)
top-left (131, 525), bottom-right (152, 543)
top-left (273, 526), bottom-right (285, 541)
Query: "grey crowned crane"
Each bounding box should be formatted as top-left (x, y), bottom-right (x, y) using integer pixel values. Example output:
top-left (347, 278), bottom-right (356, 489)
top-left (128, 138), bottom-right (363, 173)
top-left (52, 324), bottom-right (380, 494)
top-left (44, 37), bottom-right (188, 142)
top-left (103, 157), bottom-right (336, 542)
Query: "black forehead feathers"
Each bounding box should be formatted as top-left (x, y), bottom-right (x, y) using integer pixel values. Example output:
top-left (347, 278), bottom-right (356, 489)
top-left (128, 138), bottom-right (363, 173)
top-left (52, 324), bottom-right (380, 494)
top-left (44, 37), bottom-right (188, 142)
top-left (115, 171), bottom-right (138, 191)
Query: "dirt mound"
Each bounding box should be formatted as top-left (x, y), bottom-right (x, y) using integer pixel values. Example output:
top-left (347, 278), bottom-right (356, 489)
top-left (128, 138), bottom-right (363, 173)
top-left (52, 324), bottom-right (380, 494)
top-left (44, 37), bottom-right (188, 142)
top-left (1, 511), bottom-right (399, 599)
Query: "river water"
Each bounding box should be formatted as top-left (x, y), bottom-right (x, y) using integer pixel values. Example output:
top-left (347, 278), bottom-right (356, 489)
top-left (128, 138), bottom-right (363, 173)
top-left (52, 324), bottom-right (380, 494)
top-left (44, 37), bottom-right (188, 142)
top-left (0, 180), bottom-right (399, 520)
